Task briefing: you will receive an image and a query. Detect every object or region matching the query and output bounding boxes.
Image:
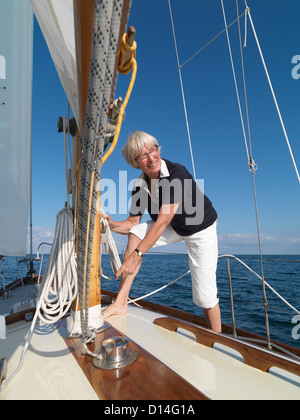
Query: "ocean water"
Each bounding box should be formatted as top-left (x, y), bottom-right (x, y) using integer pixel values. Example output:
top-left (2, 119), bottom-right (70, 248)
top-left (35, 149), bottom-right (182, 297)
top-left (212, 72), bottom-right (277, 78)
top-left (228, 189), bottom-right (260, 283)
top-left (1, 253), bottom-right (300, 349)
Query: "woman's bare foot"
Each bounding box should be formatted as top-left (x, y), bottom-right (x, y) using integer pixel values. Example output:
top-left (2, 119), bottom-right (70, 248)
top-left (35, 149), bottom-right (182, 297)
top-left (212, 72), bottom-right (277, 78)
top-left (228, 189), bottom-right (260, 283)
top-left (102, 302), bottom-right (128, 320)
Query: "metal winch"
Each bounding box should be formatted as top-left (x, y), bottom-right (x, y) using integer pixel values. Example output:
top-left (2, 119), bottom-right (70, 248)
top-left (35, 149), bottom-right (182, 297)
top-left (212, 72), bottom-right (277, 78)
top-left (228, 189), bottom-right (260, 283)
top-left (93, 336), bottom-right (138, 370)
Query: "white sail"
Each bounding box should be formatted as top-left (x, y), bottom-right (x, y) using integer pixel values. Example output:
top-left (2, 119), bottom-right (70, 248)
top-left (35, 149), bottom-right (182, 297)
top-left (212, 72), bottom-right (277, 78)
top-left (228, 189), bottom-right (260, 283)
top-left (0, 0), bottom-right (34, 257)
top-left (30, 0), bottom-right (80, 129)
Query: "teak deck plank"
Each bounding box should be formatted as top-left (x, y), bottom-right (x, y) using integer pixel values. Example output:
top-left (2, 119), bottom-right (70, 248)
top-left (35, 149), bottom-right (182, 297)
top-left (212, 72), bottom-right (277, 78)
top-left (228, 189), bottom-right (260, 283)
top-left (64, 324), bottom-right (209, 401)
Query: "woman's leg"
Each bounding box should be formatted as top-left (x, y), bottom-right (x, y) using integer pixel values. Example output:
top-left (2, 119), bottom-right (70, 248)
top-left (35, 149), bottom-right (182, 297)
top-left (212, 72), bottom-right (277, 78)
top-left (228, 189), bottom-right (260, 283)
top-left (185, 221), bottom-right (221, 332)
top-left (102, 233), bottom-right (142, 319)
top-left (203, 305), bottom-right (221, 333)
top-left (103, 221), bottom-right (182, 319)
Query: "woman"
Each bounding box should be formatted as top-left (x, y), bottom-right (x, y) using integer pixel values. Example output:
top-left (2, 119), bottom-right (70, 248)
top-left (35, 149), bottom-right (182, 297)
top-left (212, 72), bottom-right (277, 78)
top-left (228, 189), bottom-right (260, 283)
top-left (102, 131), bottom-right (221, 332)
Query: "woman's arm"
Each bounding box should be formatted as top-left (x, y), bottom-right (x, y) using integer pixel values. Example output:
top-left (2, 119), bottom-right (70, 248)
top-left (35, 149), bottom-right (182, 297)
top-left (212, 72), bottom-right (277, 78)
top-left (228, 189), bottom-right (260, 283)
top-left (137, 203), bottom-right (179, 254)
top-left (103, 213), bottom-right (142, 235)
top-left (115, 203), bottom-right (179, 278)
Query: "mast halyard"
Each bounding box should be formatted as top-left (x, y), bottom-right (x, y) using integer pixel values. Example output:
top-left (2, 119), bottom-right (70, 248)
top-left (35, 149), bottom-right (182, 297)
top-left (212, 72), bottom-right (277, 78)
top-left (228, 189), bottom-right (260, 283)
top-left (69, 0), bottom-right (134, 337)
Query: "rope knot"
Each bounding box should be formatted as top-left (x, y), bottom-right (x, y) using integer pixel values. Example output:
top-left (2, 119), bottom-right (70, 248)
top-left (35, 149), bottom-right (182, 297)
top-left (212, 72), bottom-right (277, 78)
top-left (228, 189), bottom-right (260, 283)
top-left (121, 33), bottom-right (137, 53)
top-left (102, 32), bottom-right (137, 164)
top-left (118, 33), bottom-right (137, 75)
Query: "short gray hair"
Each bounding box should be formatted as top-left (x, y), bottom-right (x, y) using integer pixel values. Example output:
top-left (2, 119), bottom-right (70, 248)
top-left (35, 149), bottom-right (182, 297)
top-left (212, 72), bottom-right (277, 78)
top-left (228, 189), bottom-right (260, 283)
top-left (123, 131), bottom-right (159, 168)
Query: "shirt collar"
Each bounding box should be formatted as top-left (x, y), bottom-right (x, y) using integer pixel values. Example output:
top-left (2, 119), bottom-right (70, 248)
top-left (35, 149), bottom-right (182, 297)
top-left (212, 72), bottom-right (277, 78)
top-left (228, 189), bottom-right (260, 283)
top-left (159, 159), bottom-right (170, 178)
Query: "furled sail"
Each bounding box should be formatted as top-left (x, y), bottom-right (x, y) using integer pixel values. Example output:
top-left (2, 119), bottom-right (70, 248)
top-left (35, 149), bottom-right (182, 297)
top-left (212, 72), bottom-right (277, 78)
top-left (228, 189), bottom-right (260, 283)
top-left (0, 0), bottom-right (34, 257)
top-left (30, 0), bottom-right (80, 130)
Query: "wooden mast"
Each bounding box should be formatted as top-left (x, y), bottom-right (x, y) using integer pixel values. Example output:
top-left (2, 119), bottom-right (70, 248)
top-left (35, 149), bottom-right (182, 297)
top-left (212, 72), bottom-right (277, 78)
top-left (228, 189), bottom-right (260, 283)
top-left (72, 0), bottom-right (133, 314)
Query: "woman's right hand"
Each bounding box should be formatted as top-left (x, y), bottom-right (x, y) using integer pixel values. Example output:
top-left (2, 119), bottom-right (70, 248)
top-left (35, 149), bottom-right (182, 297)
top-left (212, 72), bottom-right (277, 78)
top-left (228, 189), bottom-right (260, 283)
top-left (102, 213), bottom-right (112, 226)
top-left (102, 213), bottom-right (111, 221)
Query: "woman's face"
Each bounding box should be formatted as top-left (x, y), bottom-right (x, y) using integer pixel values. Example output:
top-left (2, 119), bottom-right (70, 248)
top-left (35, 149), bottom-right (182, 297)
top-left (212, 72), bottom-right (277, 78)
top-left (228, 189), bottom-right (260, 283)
top-left (136, 144), bottom-right (161, 179)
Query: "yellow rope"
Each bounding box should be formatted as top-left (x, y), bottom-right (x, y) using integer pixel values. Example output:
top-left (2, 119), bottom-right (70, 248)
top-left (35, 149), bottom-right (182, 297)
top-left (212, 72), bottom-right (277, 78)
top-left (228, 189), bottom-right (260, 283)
top-left (102, 33), bottom-right (137, 165)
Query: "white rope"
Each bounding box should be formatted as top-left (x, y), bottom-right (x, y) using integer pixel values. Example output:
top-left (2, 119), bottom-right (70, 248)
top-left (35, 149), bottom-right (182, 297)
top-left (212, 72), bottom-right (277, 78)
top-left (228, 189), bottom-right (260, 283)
top-left (37, 208), bottom-right (77, 324)
top-left (82, 332), bottom-right (104, 360)
top-left (0, 207), bottom-right (77, 392)
top-left (100, 210), bottom-right (122, 276)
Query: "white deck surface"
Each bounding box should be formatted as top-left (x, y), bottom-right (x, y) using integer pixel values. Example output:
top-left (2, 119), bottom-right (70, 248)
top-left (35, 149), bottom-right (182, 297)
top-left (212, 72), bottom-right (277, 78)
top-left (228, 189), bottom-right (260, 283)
top-left (109, 306), bottom-right (300, 400)
top-left (0, 321), bottom-right (98, 400)
top-left (0, 305), bottom-right (299, 400)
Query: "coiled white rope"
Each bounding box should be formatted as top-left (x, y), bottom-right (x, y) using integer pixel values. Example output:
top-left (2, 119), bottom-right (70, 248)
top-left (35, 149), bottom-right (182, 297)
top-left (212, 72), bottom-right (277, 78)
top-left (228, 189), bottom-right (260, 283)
top-left (0, 207), bottom-right (77, 392)
top-left (37, 207), bottom-right (77, 324)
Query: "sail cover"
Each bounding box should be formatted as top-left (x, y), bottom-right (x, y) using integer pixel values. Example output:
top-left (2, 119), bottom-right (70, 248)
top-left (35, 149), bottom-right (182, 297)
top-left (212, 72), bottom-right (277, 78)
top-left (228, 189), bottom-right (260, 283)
top-left (30, 0), bottom-right (80, 129)
top-left (0, 0), bottom-right (34, 256)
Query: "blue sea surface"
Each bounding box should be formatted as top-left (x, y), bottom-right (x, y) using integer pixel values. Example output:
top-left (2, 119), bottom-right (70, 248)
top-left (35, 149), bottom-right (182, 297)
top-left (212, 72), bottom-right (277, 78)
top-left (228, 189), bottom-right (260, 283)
top-left (1, 253), bottom-right (300, 349)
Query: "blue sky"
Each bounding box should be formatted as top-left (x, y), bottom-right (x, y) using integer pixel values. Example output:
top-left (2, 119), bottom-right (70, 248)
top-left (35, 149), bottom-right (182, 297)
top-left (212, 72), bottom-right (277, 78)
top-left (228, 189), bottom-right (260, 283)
top-left (30, 0), bottom-right (300, 255)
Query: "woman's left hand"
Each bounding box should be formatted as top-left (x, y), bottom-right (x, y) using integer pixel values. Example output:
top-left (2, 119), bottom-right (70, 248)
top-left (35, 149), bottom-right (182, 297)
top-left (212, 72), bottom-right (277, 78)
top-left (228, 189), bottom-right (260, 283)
top-left (115, 251), bottom-right (142, 279)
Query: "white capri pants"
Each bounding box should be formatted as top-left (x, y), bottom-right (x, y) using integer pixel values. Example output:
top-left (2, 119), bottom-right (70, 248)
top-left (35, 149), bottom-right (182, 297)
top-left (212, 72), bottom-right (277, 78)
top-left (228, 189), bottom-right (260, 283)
top-left (129, 220), bottom-right (219, 309)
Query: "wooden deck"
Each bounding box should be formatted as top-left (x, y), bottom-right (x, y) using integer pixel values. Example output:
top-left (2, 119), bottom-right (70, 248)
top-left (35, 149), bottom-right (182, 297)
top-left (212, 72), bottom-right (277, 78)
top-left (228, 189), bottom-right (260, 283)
top-left (64, 323), bottom-right (209, 400)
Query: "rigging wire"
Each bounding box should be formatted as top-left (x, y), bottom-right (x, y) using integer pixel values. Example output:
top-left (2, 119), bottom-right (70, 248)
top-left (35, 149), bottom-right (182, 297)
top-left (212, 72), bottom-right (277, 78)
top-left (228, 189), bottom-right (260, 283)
top-left (166, 0), bottom-right (300, 348)
top-left (220, 2), bottom-right (251, 164)
top-left (168, 0), bottom-right (197, 181)
top-left (235, 2), bottom-right (252, 162)
top-left (220, 0), bottom-right (271, 347)
top-left (118, 253), bottom-right (300, 316)
top-left (219, 255), bottom-right (300, 316)
top-left (242, 0), bottom-right (300, 186)
top-left (179, 10), bottom-right (248, 70)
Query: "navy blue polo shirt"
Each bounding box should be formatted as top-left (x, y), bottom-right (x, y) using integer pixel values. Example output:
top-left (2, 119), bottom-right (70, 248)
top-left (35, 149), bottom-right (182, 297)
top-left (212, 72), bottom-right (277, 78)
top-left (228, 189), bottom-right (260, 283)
top-left (130, 159), bottom-right (217, 236)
